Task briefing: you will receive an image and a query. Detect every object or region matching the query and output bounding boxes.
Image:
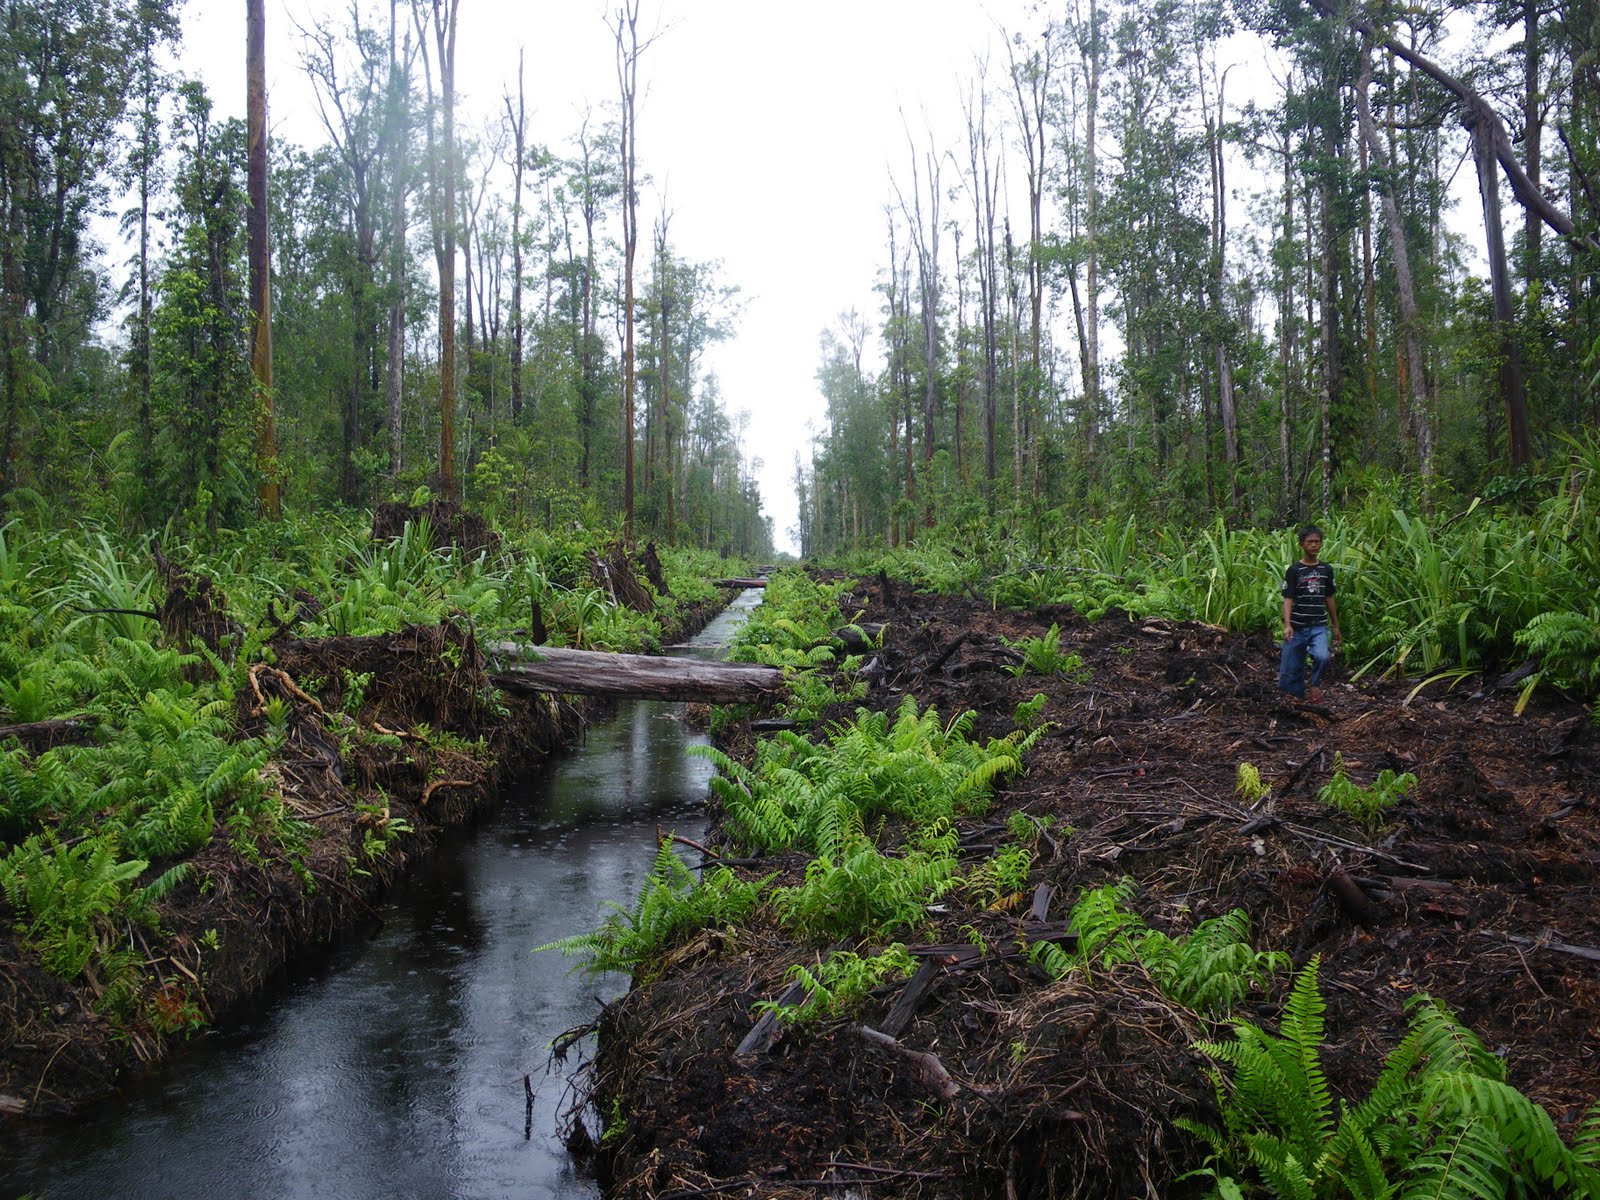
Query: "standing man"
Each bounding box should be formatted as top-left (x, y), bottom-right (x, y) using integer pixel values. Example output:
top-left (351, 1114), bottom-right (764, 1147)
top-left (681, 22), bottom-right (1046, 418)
top-left (1280, 525), bottom-right (1341, 702)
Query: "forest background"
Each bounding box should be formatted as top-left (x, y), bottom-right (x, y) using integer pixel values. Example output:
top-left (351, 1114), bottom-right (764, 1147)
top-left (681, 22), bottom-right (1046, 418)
top-left (0, 0), bottom-right (1597, 602)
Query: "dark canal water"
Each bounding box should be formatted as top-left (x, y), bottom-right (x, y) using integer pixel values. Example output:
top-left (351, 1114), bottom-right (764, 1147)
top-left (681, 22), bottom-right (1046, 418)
top-left (1, 589), bottom-right (762, 1200)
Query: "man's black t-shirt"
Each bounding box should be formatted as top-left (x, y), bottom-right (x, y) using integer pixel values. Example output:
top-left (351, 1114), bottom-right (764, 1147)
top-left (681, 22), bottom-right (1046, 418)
top-left (1282, 561), bottom-right (1335, 631)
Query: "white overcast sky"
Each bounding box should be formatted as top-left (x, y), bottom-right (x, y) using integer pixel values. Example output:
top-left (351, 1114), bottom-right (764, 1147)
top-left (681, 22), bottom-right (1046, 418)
top-left (176, 0), bottom-right (1051, 552)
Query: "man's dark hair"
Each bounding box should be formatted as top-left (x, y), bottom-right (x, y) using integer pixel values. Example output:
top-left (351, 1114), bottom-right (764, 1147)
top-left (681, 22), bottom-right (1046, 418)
top-left (1298, 525), bottom-right (1325, 544)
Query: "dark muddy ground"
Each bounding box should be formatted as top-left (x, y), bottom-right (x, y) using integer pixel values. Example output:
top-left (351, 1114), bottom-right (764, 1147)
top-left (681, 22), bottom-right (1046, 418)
top-left (586, 579), bottom-right (1599, 1199)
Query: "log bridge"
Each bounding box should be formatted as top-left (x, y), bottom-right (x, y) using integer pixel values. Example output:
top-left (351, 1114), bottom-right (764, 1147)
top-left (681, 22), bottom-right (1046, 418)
top-left (488, 643), bottom-right (784, 705)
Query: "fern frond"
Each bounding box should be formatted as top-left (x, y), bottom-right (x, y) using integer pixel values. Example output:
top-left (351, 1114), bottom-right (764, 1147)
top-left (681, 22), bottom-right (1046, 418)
top-left (1397, 1115), bottom-right (1509, 1200)
top-left (1406, 995), bottom-right (1504, 1082)
top-left (1420, 1073), bottom-right (1580, 1189)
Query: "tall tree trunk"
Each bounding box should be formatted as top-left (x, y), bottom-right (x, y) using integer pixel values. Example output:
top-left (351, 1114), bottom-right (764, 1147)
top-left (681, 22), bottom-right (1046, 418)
top-left (655, 210), bottom-right (675, 541)
top-left (505, 51), bottom-right (525, 422)
top-left (417, 0), bottom-right (461, 503)
top-left (1522, 0), bottom-right (1542, 285)
top-left (247, 0), bottom-right (279, 515)
top-left (384, 0), bottom-right (406, 478)
top-left (1201, 55), bottom-right (1240, 508)
top-left (1473, 117), bottom-right (1532, 467)
top-left (1356, 41), bottom-right (1432, 480)
top-left (1277, 116), bottom-right (1295, 512)
top-left (613, 0), bottom-right (647, 542)
top-left (1084, 0), bottom-right (1101, 472)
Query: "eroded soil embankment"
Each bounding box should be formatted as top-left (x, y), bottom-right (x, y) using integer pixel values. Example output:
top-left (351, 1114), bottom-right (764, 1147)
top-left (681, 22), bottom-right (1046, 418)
top-left (587, 579), bottom-right (1599, 1199)
top-left (0, 596), bottom-right (729, 1123)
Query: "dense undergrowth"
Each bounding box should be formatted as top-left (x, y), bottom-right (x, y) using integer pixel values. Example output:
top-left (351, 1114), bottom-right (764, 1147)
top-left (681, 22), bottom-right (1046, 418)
top-left (0, 506), bottom-right (742, 1049)
top-left (850, 441), bottom-right (1600, 711)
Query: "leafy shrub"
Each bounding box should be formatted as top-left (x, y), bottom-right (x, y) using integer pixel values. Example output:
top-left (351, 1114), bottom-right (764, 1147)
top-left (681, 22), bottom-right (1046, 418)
top-left (696, 697), bottom-right (1041, 855)
top-left (964, 841), bottom-right (1033, 909)
top-left (0, 835), bottom-right (149, 977)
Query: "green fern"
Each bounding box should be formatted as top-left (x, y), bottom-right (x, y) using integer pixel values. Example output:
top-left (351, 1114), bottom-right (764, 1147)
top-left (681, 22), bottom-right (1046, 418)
top-left (759, 944), bottom-right (918, 1028)
top-left (1186, 961), bottom-right (1600, 1200)
top-left (536, 838), bottom-right (767, 979)
top-left (0, 834), bottom-right (149, 977)
top-left (773, 823), bottom-right (959, 943)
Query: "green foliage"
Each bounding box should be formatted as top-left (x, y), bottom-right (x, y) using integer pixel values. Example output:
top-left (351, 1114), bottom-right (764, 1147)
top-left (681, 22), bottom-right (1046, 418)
top-left (696, 697), bottom-right (1039, 855)
top-left (536, 839), bottom-right (767, 979)
top-left (723, 571), bottom-right (867, 722)
top-left (0, 835), bottom-right (149, 977)
top-left (1032, 879), bottom-right (1287, 1014)
top-left (860, 448), bottom-right (1600, 707)
top-left (964, 841), bottom-right (1033, 908)
top-left (1236, 763), bottom-right (1272, 807)
top-left (1317, 755), bottom-right (1417, 830)
top-left (1001, 624), bottom-right (1091, 680)
top-left (759, 944), bottom-right (919, 1028)
top-left (1012, 691), bottom-right (1050, 730)
top-left (1515, 609), bottom-right (1600, 695)
top-left (1182, 959), bottom-right (1600, 1200)
top-left (772, 823), bottom-right (959, 942)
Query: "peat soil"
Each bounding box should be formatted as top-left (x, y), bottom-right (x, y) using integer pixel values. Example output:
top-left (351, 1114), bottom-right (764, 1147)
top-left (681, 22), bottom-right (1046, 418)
top-left (0, 568), bottom-right (728, 1128)
top-left (585, 578), bottom-right (1600, 1199)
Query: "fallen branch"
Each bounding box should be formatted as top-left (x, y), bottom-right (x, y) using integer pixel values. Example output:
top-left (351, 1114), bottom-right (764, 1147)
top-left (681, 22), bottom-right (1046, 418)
top-left (1328, 865), bottom-right (1381, 927)
top-left (248, 663), bottom-right (326, 716)
top-left (735, 977), bottom-right (809, 1057)
top-left (0, 714), bottom-right (99, 750)
top-left (1481, 930), bottom-right (1600, 965)
top-left (856, 1025), bottom-right (960, 1100)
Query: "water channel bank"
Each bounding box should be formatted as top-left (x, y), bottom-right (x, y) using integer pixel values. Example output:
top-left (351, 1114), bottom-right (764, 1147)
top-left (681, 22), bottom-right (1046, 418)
top-left (0, 591), bottom-right (761, 1198)
top-left (583, 578), bottom-right (1600, 1199)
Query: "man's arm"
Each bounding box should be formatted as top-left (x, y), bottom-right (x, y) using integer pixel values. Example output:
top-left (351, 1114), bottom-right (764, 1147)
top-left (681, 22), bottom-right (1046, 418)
top-left (1282, 595), bottom-right (1295, 640)
top-left (1327, 595), bottom-right (1341, 649)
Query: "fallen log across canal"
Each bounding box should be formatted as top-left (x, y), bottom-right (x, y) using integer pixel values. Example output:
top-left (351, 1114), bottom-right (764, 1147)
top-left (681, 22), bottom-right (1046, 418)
top-left (488, 643), bottom-right (784, 704)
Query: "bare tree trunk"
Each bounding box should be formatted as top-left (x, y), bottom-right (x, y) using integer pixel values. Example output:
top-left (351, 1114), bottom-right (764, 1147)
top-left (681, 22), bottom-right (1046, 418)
top-left (1084, 0), bottom-right (1101, 470)
top-left (655, 206), bottom-right (675, 541)
top-left (1005, 221), bottom-right (1022, 496)
top-left (963, 76), bottom-right (999, 500)
top-left (1200, 52), bottom-right (1239, 508)
top-left (384, 0), bottom-right (407, 477)
top-left (1310, 0), bottom-right (1600, 470)
top-left (416, 0), bottom-right (461, 503)
top-left (1278, 103), bottom-right (1296, 513)
top-left (1356, 41), bottom-right (1432, 480)
top-left (612, 0), bottom-right (649, 542)
top-left (505, 51), bottom-right (526, 422)
top-left (247, 0), bottom-right (279, 515)
top-left (894, 125), bottom-right (941, 527)
top-left (1318, 146), bottom-right (1335, 515)
top-left (1473, 117), bottom-right (1532, 467)
top-left (1521, 0), bottom-right (1542, 284)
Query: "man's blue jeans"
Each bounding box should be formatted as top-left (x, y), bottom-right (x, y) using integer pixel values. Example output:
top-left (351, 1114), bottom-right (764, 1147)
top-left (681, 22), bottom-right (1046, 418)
top-left (1279, 624), bottom-right (1331, 697)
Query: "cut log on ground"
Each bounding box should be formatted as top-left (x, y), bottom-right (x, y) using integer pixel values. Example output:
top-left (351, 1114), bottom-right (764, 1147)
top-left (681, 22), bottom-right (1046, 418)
top-left (0, 714), bottom-right (99, 752)
top-left (489, 645), bottom-right (784, 704)
top-left (711, 577), bottom-right (767, 588)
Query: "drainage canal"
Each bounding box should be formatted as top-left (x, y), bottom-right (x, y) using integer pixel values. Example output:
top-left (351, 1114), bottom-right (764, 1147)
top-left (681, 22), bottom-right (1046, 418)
top-left (2, 588), bottom-right (764, 1200)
